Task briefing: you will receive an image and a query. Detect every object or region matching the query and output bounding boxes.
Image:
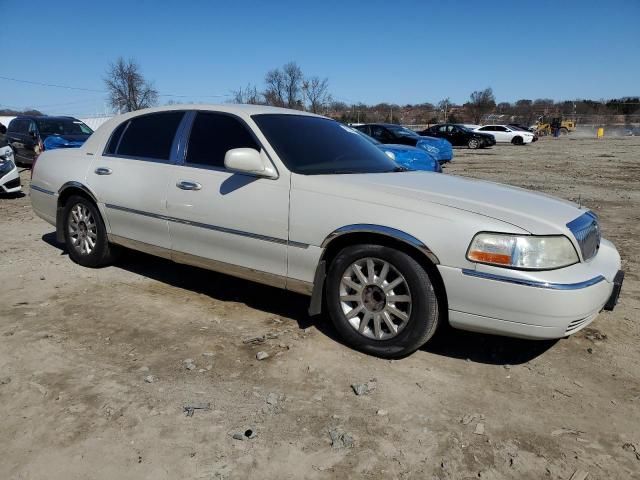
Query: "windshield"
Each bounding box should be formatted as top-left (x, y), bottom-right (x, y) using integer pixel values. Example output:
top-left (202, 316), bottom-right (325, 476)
top-left (36, 118), bottom-right (93, 136)
top-left (252, 114), bottom-right (400, 175)
top-left (387, 125), bottom-right (419, 137)
top-left (455, 125), bottom-right (473, 132)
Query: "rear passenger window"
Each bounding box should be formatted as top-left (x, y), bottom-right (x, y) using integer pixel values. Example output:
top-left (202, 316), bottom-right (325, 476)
top-left (105, 121), bottom-right (128, 155)
top-left (186, 112), bottom-right (259, 168)
top-left (117, 111), bottom-right (184, 160)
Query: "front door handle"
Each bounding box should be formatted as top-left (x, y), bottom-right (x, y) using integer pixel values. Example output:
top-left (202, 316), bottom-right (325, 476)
top-left (94, 167), bottom-right (112, 175)
top-left (176, 180), bottom-right (202, 191)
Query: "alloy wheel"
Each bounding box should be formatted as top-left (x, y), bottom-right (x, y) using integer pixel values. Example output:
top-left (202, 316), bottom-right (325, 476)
top-left (67, 203), bottom-right (98, 255)
top-left (339, 257), bottom-right (412, 340)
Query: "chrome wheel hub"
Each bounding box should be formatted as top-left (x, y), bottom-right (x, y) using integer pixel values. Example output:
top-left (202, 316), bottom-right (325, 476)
top-left (68, 204), bottom-right (97, 255)
top-left (339, 257), bottom-right (412, 340)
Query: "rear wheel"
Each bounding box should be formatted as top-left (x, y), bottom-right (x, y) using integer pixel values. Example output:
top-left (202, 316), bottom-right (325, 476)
top-left (468, 138), bottom-right (480, 149)
top-left (512, 136), bottom-right (524, 145)
top-left (62, 195), bottom-right (118, 268)
top-left (326, 244), bottom-right (439, 358)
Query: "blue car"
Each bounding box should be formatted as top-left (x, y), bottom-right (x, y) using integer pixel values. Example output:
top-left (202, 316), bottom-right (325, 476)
top-left (352, 128), bottom-right (442, 173)
top-left (353, 123), bottom-right (453, 163)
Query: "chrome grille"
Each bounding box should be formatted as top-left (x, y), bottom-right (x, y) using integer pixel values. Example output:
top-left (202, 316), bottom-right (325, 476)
top-left (566, 211), bottom-right (601, 261)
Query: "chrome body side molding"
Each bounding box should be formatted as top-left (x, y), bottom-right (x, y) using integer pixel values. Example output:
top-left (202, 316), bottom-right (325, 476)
top-left (107, 234), bottom-right (313, 295)
top-left (461, 268), bottom-right (606, 290)
top-left (320, 224), bottom-right (440, 265)
top-left (30, 184), bottom-right (55, 196)
top-left (104, 203), bottom-right (309, 249)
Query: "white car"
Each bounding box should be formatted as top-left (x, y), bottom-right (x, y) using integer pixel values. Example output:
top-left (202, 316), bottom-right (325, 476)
top-left (0, 145), bottom-right (21, 194)
top-left (474, 125), bottom-right (535, 145)
top-left (29, 105), bottom-right (623, 358)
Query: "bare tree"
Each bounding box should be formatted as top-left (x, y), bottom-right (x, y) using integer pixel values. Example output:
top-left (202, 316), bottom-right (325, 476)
top-left (437, 98), bottom-right (451, 122)
top-left (264, 68), bottom-right (287, 107)
top-left (104, 57), bottom-right (158, 113)
top-left (304, 76), bottom-right (331, 113)
top-left (231, 84), bottom-right (262, 104)
top-left (264, 62), bottom-right (305, 109)
top-left (466, 88), bottom-right (496, 123)
top-left (282, 62), bottom-right (304, 108)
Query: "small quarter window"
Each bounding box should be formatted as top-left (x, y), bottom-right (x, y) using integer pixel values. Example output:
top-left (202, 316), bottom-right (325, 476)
top-left (186, 112), bottom-right (259, 168)
top-left (117, 111), bottom-right (184, 160)
top-left (105, 121), bottom-right (128, 155)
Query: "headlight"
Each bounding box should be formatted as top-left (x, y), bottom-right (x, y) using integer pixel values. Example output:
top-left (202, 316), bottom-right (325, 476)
top-left (467, 233), bottom-right (578, 270)
top-left (0, 159), bottom-right (14, 174)
top-left (384, 150), bottom-right (396, 161)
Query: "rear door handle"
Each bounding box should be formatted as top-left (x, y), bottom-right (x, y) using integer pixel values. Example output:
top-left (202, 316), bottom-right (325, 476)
top-left (94, 167), bottom-right (112, 175)
top-left (176, 180), bottom-right (202, 191)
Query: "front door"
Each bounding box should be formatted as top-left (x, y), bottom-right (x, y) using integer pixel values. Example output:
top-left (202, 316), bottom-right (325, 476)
top-left (166, 111), bottom-right (289, 284)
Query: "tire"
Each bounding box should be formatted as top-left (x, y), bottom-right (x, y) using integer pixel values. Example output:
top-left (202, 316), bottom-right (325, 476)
top-left (325, 244), bottom-right (439, 358)
top-left (512, 136), bottom-right (524, 145)
top-left (62, 195), bottom-right (118, 268)
top-left (560, 127), bottom-right (569, 135)
top-left (468, 138), bottom-right (480, 149)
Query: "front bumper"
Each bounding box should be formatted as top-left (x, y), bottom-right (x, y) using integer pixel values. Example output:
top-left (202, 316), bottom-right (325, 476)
top-left (0, 166), bottom-right (21, 193)
top-left (438, 239), bottom-right (622, 339)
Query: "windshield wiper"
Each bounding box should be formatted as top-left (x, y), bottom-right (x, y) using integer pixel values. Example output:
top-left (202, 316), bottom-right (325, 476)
top-left (391, 166), bottom-right (411, 172)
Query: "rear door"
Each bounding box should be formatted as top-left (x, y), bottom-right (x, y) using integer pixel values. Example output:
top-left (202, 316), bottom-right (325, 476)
top-left (166, 111), bottom-right (289, 283)
top-left (86, 111), bottom-right (186, 250)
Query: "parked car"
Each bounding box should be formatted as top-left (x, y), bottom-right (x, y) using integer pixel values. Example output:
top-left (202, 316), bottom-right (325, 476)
top-left (30, 105), bottom-right (623, 358)
top-left (419, 124), bottom-right (495, 149)
top-left (353, 123), bottom-right (453, 163)
top-left (352, 128), bottom-right (442, 173)
top-left (6, 115), bottom-right (93, 166)
top-left (0, 144), bottom-right (21, 194)
top-left (473, 125), bottom-right (535, 145)
top-left (508, 123), bottom-right (535, 133)
top-left (508, 124), bottom-right (539, 141)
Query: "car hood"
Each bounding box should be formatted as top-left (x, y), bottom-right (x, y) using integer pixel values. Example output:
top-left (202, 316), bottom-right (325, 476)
top-left (43, 134), bottom-right (90, 150)
top-left (415, 135), bottom-right (450, 147)
top-left (302, 171), bottom-right (584, 234)
top-left (378, 145), bottom-right (440, 172)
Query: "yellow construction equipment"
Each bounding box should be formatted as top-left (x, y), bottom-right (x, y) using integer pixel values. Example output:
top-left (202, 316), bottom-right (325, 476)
top-left (534, 117), bottom-right (576, 136)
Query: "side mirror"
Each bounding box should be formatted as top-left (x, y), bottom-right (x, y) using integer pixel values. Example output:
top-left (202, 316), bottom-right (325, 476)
top-left (224, 148), bottom-right (277, 178)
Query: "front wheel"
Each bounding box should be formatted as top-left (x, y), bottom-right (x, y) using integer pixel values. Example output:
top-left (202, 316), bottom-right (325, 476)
top-left (62, 195), bottom-right (118, 268)
top-left (468, 138), bottom-right (480, 149)
top-left (512, 136), bottom-right (524, 145)
top-left (326, 244), bottom-right (439, 358)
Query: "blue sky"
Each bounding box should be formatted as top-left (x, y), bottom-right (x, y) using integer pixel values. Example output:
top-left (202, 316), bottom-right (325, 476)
top-left (1, 0), bottom-right (638, 116)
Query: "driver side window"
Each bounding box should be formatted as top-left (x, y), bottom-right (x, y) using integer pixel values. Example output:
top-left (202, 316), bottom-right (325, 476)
top-left (186, 112), bottom-right (259, 169)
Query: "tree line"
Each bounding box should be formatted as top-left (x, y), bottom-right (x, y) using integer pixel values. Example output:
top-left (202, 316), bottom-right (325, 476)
top-left (3, 58), bottom-right (638, 127)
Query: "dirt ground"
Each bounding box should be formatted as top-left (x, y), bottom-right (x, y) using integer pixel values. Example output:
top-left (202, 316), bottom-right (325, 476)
top-left (1, 136), bottom-right (639, 480)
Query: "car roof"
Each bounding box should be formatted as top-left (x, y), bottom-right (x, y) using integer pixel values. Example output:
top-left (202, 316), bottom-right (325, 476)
top-left (119, 104), bottom-right (323, 118)
top-left (360, 123), bottom-right (403, 127)
top-left (81, 104), bottom-right (326, 154)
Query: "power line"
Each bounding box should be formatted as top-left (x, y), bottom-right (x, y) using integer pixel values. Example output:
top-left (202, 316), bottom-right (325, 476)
top-left (0, 75), bottom-right (230, 99)
top-left (0, 75), bottom-right (105, 92)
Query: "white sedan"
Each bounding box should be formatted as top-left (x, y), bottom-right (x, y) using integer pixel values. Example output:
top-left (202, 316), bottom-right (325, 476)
top-left (0, 145), bottom-right (21, 194)
top-left (30, 105), bottom-right (623, 358)
top-left (474, 125), bottom-right (535, 144)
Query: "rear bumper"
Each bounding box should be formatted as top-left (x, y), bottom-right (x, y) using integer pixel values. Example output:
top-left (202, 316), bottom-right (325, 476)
top-left (438, 239), bottom-right (622, 339)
